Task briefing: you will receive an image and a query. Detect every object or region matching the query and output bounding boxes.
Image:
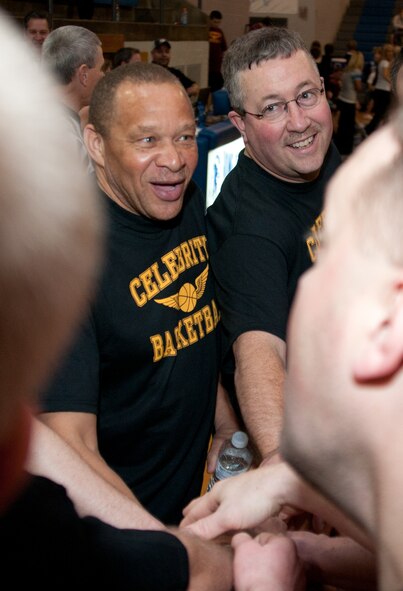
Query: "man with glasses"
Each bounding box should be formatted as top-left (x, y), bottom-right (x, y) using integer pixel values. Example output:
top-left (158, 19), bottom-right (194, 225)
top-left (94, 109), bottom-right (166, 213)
top-left (207, 27), bottom-right (340, 463)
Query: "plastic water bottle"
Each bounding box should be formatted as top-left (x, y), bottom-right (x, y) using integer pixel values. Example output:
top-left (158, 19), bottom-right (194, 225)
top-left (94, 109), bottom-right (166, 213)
top-left (207, 431), bottom-right (253, 491)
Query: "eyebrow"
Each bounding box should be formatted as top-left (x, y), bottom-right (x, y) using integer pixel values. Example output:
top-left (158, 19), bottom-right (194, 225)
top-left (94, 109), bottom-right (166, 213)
top-left (260, 79), bottom-right (321, 103)
top-left (131, 122), bottom-right (196, 135)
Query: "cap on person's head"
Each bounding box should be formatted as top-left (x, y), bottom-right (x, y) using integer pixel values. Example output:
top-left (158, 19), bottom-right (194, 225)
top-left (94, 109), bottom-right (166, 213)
top-left (153, 39), bottom-right (171, 50)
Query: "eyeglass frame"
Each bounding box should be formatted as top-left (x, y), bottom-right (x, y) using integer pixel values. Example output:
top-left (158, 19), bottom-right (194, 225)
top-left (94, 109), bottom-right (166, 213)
top-left (239, 80), bottom-right (325, 121)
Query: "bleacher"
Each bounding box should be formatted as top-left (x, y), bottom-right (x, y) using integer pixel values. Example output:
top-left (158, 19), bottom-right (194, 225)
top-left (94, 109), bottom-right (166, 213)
top-left (354, 0), bottom-right (395, 62)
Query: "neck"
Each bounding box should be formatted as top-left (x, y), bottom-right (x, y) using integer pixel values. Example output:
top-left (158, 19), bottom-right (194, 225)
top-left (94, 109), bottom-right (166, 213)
top-left (375, 448), bottom-right (403, 591)
top-left (59, 83), bottom-right (83, 114)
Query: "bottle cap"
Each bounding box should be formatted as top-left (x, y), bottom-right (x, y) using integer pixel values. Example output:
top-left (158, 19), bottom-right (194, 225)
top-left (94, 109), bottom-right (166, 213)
top-left (231, 431), bottom-right (249, 449)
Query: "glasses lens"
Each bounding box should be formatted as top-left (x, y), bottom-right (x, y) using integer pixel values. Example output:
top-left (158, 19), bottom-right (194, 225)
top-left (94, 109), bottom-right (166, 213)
top-left (297, 88), bottom-right (321, 108)
top-left (262, 103), bottom-right (285, 121)
top-left (258, 86), bottom-right (323, 121)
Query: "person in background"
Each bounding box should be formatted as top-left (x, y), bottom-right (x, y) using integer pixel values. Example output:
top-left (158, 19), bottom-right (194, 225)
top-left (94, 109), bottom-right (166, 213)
top-left (102, 58), bottom-right (112, 74)
top-left (363, 46), bottom-right (382, 115)
top-left (318, 42), bottom-right (334, 90)
top-left (206, 27), bottom-right (340, 462)
top-left (151, 38), bottom-right (199, 101)
top-left (248, 17), bottom-right (273, 32)
top-left (391, 47), bottom-right (403, 103)
top-left (38, 62), bottom-right (239, 527)
top-left (309, 39), bottom-right (322, 65)
top-left (23, 9), bottom-right (51, 52)
top-left (112, 46), bottom-right (142, 69)
top-left (334, 45), bottom-right (364, 157)
top-left (365, 43), bottom-right (394, 134)
top-left (0, 11), bottom-right (233, 588)
top-left (392, 7), bottom-right (403, 46)
top-left (208, 10), bottom-right (228, 92)
top-left (42, 25), bottom-right (104, 173)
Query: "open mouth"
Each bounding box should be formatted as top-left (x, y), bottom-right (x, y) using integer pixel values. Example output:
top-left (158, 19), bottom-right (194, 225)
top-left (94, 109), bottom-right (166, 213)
top-left (289, 135), bottom-right (315, 149)
top-left (151, 180), bottom-right (185, 201)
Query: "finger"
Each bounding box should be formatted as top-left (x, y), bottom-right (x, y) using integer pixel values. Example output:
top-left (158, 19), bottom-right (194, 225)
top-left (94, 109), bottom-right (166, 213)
top-left (181, 494), bottom-right (219, 524)
top-left (182, 512), bottom-right (229, 540)
top-left (231, 532), bottom-right (252, 549)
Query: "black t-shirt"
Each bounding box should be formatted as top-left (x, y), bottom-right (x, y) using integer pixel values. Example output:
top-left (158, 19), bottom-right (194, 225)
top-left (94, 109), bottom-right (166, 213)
top-left (151, 62), bottom-right (195, 91)
top-left (207, 145), bottom-right (341, 373)
top-left (1, 474), bottom-right (188, 588)
top-left (42, 183), bottom-right (219, 524)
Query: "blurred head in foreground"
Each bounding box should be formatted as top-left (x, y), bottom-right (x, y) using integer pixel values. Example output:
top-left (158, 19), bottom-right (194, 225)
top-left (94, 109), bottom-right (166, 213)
top-left (0, 11), bottom-right (103, 513)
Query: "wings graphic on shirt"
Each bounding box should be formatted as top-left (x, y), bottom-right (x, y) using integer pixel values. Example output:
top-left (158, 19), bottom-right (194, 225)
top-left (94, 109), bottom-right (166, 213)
top-left (154, 265), bottom-right (209, 313)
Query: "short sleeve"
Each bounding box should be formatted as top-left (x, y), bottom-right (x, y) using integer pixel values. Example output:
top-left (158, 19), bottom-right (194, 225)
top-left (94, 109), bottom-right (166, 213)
top-left (40, 314), bottom-right (100, 414)
top-left (211, 232), bottom-right (289, 355)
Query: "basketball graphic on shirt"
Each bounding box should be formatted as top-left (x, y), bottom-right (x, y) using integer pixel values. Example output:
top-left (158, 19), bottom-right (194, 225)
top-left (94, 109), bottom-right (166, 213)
top-left (177, 283), bottom-right (197, 312)
top-left (155, 265), bottom-right (209, 313)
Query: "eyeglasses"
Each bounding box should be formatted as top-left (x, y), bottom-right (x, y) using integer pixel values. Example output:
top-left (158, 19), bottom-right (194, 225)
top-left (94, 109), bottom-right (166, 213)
top-left (242, 84), bottom-right (325, 123)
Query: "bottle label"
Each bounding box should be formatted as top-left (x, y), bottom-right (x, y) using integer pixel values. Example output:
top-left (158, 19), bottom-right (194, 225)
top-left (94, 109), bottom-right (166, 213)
top-left (214, 456), bottom-right (250, 481)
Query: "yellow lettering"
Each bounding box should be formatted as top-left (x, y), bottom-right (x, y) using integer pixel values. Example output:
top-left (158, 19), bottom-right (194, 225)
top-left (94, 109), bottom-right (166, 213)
top-left (192, 310), bottom-right (205, 338)
top-left (161, 251), bottom-right (179, 281)
top-left (150, 334), bottom-right (164, 362)
top-left (129, 277), bottom-right (147, 307)
top-left (201, 305), bottom-right (214, 333)
top-left (306, 236), bottom-right (318, 263)
top-left (182, 316), bottom-right (198, 344)
top-left (181, 241), bottom-right (196, 268)
top-left (192, 236), bottom-right (208, 262)
top-left (151, 262), bottom-right (171, 291)
top-left (163, 331), bottom-right (177, 357)
top-left (174, 321), bottom-right (189, 349)
top-left (173, 246), bottom-right (186, 274)
top-left (211, 299), bottom-right (220, 326)
top-left (139, 267), bottom-right (159, 300)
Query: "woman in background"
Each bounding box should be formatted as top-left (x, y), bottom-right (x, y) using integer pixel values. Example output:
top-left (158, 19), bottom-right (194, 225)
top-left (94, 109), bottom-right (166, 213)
top-left (334, 47), bottom-right (364, 157)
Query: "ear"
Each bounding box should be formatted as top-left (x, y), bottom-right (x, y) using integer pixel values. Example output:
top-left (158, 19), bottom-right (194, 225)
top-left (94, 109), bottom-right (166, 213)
top-left (83, 124), bottom-right (105, 167)
top-left (228, 110), bottom-right (247, 141)
top-left (78, 64), bottom-right (89, 87)
top-left (353, 282), bottom-right (403, 381)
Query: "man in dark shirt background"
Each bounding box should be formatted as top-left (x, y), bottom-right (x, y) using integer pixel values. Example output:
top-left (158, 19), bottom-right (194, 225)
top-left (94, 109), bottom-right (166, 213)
top-left (151, 38), bottom-right (199, 100)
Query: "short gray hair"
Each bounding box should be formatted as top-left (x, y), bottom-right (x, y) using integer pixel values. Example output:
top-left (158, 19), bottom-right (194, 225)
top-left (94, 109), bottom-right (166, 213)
top-left (222, 27), bottom-right (317, 113)
top-left (89, 62), bottom-right (187, 138)
top-left (42, 25), bottom-right (101, 84)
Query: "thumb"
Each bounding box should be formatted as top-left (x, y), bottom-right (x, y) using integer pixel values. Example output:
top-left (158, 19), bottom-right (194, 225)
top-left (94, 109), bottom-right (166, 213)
top-left (231, 531), bottom-right (252, 550)
top-left (184, 515), bottom-right (227, 540)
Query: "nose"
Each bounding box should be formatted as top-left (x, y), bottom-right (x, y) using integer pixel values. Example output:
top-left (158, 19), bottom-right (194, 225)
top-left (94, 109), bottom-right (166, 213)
top-left (155, 141), bottom-right (185, 171)
top-left (285, 101), bottom-right (310, 132)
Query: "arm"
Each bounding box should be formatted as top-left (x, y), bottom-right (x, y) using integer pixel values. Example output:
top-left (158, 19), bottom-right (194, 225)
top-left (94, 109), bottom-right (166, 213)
top-left (172, 528), bottom-right (233, 591)
top-left (290, 532), bottom-right (377, 591)
top-left (181, 461), bottom-right (372, 551)
top-left (233, 331), bottom-right (286, 460)
top-left (34, 414), bottom-right (163, 530)
top-left (354, 78), bottom-right (362, 93)
top-left (381, 62), bottom-right (391, 83)
top-left (187, 82), bottom-right (200, 101)
top-left (207, 379), bottom-right (240, 473)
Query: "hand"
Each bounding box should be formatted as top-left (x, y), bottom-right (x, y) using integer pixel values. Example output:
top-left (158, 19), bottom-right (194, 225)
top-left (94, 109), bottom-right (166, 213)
top-left (232, 531), bottom-right (306, 591)
top-left (181, 463), bottom-right (290, 539)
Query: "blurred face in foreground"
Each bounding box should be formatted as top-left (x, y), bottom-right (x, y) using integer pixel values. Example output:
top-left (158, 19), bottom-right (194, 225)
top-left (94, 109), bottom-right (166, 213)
top-left (282, 123), bottom-right (403, 524)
